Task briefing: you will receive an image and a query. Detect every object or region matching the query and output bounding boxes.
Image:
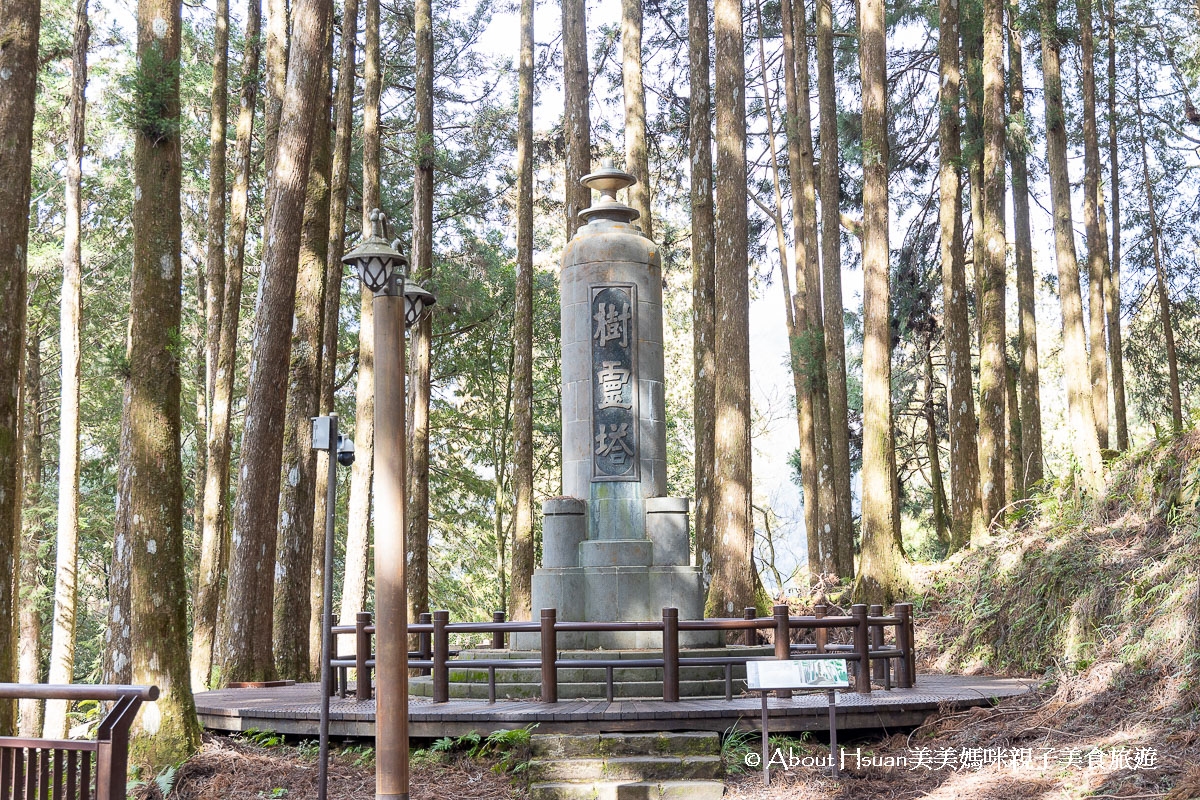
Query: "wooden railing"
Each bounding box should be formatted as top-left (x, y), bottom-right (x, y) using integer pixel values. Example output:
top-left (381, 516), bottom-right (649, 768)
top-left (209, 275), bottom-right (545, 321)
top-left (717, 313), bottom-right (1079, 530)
top-left (328, 602), bottom-right (916, 704)
top-left (0, 684), bottom-right (158, 800)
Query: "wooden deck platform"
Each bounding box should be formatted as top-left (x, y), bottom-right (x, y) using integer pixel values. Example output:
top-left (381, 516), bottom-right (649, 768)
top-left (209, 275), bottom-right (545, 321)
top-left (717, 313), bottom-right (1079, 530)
top-left (195, 674), bottom-right (1036, 738)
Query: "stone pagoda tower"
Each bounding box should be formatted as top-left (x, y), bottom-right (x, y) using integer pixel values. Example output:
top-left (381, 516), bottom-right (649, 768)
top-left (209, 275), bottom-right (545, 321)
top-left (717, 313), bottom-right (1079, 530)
top-left (518, 161), bottom-right (712, 649)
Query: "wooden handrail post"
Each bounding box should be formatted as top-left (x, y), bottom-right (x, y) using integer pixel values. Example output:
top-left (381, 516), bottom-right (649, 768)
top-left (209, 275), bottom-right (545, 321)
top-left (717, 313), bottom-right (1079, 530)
top-left (432, 610), bottom-right (451, 703)
top-left (356, 611), bottom-right (373, 701)
top-left (418, 612), bottom-right (433, 677)
top-left (492, 610), bottom-right (506, 650)
top-left (869, 604), bottom-right (887, 682)
top-left (540, 608), bottom-right (558, 704)
top-left (662, 607), bottom-right (680, 702)
top-left (895, 602), bottom-right (915, 688)
top-left (773, 604), bottom-right (793, 699)
top-left (743, 607), bottom-right (756, 647)
top-left (813, 602), bottom-right (827, 654)
top-left (851, 604), bottom-right (871, 694)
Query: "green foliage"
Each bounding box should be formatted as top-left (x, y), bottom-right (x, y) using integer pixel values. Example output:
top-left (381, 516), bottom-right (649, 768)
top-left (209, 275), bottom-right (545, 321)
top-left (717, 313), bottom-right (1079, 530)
top-left (117, 45), bottom-right (181, 142)
top-left (241, 728), bottom-right (287, 748)
top-left (425, 725), bottom-right (536, 774)
top-left (720, 726), bottom-right (758, 775)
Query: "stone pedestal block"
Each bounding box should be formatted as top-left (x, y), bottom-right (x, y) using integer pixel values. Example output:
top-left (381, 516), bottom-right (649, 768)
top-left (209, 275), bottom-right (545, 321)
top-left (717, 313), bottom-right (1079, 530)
top-left (542, 497), bottom-right (586, 568)
top-left (578, 539), bottom-right (652, 568)
top-left (646, 496), bottom-right (690, 567)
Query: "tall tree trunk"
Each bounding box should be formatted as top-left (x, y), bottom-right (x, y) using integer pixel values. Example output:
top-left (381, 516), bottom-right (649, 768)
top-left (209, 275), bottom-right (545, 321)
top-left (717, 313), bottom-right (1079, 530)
top-left (407, 0), bottom-right (434, 629)
top-left (855, 0), bottom-right (903, 602)
top-left (755, 0), bottom-right (819, 578)
top-left (622, 0), bottom-right (651, 236)
top-left (1007, 0), bottom-right (1044, 490)
top-left (1134, 68), bottom-right (1181, 434)
top-left (45, 0), bottom-right (89, 738)
top-left (1040, 0), bottom-right (1104, 490)
top-left (274, 25), bottom-right (332, 681)
top-left (923, 347), bottom-right (949, 549)
top-left (707, 0), bottom-right (756, 617)
top-left (343, 0), bottom-right (381, 624)
top-left (263, 0), bottom-right (288, 188)
top-left (204, 0), bottom-right (229, 419)
top-left (963, 4), bottom-right (985, 345)
top-left (19, 337), bottom-right (43, 737)
top-left (563, 0), bottom-right (590, 237)
top-left (127, 0), bottom-right (201, 765)
top-left (979, 0), bottom-right (1007, 529)
top-left (1104, 0), bottom-right (1128, 450)
top-left (343, 0), bottom-right (379, 623)
top-left (940, 0), bottom-right (983, 550)
top-left (781, 0), bottom-right (840, 579)
top-left (1078, 0), bottom-right (1110, 449)
top-left (103, 375), bottom-right (133, 687)
top-left (312, 0), bottom-right (357, 676)
top-left (1006, 357), bottom-right (1024, 500)
top-left (220, 0), bottom-right (332, 683)
top-left (510, 0), bottom-right (535, 622)
top-left (688, 0), bottom-right (716, 591)
top-left (0, 0), bottom-right (38, 735)
top-left (815, 0), bottom-right (854, 569)
top-left (191, 0), bottom-right (263, 690)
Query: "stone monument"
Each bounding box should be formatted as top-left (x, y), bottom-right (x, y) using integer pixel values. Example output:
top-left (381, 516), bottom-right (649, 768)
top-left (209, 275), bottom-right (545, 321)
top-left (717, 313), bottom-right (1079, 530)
top-left (515, 160), bottom-right (714, 649)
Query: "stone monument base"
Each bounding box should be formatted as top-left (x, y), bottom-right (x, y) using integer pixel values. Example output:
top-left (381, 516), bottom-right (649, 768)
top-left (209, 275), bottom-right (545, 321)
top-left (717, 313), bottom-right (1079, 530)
top-left (512, 496), bottom-right (717, 650)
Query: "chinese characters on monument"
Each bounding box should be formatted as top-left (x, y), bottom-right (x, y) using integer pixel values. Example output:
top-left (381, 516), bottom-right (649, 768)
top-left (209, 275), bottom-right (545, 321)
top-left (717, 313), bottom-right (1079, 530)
top-left (591, 285), bottom-right (638, 480)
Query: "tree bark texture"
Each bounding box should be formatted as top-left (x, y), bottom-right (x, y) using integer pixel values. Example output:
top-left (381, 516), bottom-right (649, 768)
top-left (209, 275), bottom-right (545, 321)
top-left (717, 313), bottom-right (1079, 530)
top-left (622, 0), bottom-right (652, 237)
top-left (127, 0), bottom-right (202, 766)
top-left (563, 0), bottom-right (591, 237)
top-left (1077, 0), bottom-right (1110, 449)
top-left (1006, 357), bottom-right (1024, 500)
top-left (1006, 0), bottom-right (1045, 490)
top-left (963, 5), bottom-right (985, 346)
top-left (18, 338), bottom-right (43, 737)
top-left (510, 0), bottom-right (536, 622)
top-left (1040, 0), bottom-right (1104, 490)
top-left (220, 0), bottom-right (332, 683)
top-left (979, 0), bottom-right (1007, 530)
top-left (688, 0), bottom-right (716, 591)
top-left (923, 347), bottom-right (949, 548)
top-left (0, 0), bottom-right (39, 735)
top-left (708, 0), bottom-right (756, 617)
top-left (274, 25), bottom-right (332, 681)
top-left (343, 0), bottom-right (382, 624)
top-left (312, 0), bottom-right (357, 675)
top-left (192, 0), bottom-right (262, 690)
top-left (103, 376), bottom-right (133, 687)
top-left (815, 0), bottom-right (854, 565)
top-left (939, 0), bottom-right (983, 550)
top-left (407, 0), bottom-right (434, 628)
top-left (204, 0), bottom-right (229, 415)
top-left (1104, 0), bottom-right (1128, 450)
top-left (45, 0), bottom-right (89, 738)
top-left (856, 0), bottom-right (904, 602)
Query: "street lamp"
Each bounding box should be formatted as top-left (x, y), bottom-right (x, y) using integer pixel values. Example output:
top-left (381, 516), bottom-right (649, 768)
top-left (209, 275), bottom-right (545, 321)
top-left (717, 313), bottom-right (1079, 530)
top-left (342, 207), bottom-right (434, 800)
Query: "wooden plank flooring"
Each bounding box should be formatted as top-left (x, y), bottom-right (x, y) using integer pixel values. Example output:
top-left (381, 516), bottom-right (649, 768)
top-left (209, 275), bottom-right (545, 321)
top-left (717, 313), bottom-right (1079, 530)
top-left (195, 673), bottom-right (1036, 738)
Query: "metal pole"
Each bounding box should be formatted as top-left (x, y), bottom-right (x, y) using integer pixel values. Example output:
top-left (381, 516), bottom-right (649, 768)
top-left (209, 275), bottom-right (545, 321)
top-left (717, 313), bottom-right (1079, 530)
top-left (374, 290), bottom-right (409, 800)
top-left (828, 688), bottom-right (839, 778)
top-left (318, 414), bottom-right (339, 800)
top-left (761, 691), bottom-right (770, 786)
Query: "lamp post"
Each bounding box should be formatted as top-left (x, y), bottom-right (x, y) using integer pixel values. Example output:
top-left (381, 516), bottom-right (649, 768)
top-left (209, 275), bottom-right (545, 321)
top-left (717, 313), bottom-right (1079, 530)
top-left (342, 208), bottom-right (435, 800)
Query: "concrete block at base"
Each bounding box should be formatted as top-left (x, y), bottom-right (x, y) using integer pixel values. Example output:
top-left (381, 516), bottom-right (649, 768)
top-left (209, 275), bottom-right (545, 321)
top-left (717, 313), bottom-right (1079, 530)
top-left (513, 567), bottom-right (587, 649)
top-left (542, 498), bottom-right (586, 568)
top-left (651, 566), bottom-right (718, 647)
top-left (645, 497), bottom-right (690, 567)
top-left (578, 539), bottom-right (653, 568)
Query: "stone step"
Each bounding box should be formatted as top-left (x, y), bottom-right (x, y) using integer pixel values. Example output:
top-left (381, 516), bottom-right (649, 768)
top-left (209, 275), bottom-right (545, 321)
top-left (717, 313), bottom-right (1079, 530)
top-left (447, 665), bottom-right (741, 683)
top-left (455, 646), bottom-right (773, 662)
top-left (529, 755), bottom-right (723, 783)
top-left (409, 677), bottom-right (747, 701)
top-left (529, 781), bottom-right (725, 800)
top-left (531, 732), bottom-right (720, 759)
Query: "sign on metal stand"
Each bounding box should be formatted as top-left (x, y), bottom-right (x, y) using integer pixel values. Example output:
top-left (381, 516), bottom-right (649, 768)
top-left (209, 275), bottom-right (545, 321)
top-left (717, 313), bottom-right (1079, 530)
top-left (746, 658), bottom-right (850, 784)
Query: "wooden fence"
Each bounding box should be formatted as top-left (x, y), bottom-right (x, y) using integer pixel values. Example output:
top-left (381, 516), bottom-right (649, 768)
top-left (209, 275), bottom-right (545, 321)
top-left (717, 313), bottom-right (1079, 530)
top-left (329, 602), bottom-right (916, 703)
top-left (0, 684), bottom-right (158, 800)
